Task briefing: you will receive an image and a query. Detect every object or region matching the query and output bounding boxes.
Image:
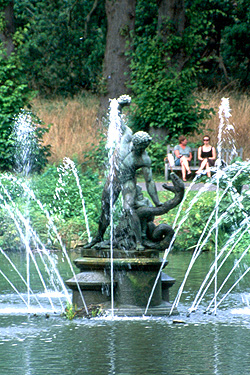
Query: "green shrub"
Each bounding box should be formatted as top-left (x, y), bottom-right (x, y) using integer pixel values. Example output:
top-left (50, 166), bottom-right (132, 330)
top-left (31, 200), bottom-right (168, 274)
top-left (11, 109), bottom-right (51, 174)
top-left (0, 48), bottom-right (35, 171)
top-left (146, 137), bottom-right (169, 174)
top-left (82, 132), bottom-right (108, 176)
top-left (14, 0), bottom-right (106, 95)
top-left (157, 169), bottom-right (250, 254)
top-left (0, 162), bottom-right (103, 250)
top-left (128, 33), bottom-right (211, 139)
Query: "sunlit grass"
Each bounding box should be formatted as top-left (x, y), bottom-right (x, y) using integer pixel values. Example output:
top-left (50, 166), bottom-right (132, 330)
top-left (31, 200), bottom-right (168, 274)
top-left (32, 93), bottom-right (103, 164)
top-left (31, 90), bottom-right (250, 165)
top-left (188, 91), bottom-right (250, 160)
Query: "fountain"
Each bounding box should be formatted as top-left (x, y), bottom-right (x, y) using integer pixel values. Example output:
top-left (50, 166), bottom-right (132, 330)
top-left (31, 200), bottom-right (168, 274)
top-left (0, 96), bottom-right (249, 320)
top-left (0, 97), bottom-right (249, 374)
top-left (66, 95), bottom-right (184, 316)
top-left (64, 96), bottom-right (250, 319)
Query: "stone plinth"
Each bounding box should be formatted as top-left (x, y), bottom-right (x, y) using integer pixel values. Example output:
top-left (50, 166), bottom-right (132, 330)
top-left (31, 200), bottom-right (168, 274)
top-left (66, 271), bottom-right (114, 306)
top-left (66, 255), bottom-right (177, 317)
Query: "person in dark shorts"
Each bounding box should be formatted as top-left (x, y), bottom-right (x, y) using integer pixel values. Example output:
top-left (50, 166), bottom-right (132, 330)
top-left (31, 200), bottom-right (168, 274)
top-left (196, 135), bottom-right (216, 177)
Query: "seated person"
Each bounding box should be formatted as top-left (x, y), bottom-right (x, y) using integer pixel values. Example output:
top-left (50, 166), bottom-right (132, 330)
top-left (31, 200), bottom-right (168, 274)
top-left (174, 135), bottom-right (192, 181)
top-left (196, 135), bottom-right (216, 177)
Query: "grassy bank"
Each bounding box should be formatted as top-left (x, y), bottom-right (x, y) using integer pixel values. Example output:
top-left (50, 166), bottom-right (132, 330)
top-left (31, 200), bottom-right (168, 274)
top-left (32, 91), bottom-right (250, 165)
top-left (188, 91), bottom-right (250, 159)
top-left (32, 93), bottom-right (102, 164)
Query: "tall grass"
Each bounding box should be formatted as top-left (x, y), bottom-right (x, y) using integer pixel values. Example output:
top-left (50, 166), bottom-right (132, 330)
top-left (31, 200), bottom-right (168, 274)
top-left (32, 93), bottom-right (103, 164)
top-left (188, 91), bottom-right (250, 159)
top-left (32, 91), bottom-right (250, 164)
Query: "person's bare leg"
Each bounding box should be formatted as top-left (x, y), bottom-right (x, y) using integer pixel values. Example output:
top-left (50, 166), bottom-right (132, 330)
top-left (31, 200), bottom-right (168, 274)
top-left (206, 162), bottom-right (211, 177)
top-left (182, 156), bottom-right (191, 173)
top-left (181, 157), bottom-right (190, 180)
top-left (181, 163), bottom-right (186, 181)
top-left (196, 159), bottom-right (207, 174)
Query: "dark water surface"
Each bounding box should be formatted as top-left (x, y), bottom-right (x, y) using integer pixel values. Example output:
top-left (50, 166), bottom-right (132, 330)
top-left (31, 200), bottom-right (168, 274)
top-left (0, 251), bottom-right (249, 375)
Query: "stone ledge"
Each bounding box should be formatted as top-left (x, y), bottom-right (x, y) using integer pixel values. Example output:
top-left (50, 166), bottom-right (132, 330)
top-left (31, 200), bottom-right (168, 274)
top-left (74, 257), bottom-right (168, 271)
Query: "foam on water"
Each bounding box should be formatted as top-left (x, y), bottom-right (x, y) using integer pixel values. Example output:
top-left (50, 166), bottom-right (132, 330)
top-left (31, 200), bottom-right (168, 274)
top-left (231, 307), bottom-right (250, 315)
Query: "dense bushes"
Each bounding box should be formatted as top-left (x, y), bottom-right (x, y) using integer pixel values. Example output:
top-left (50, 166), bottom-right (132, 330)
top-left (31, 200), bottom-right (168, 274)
top-left (14, 0), bottom-right (106, 95)
top-left (0, 158), bottom-right (249, 254)
top-left (0, 163), bottom-right (103, 251)
top-left (166, 161), bottom-right (250, 253)
top-left (0, 46), bottom-right (35, 171)
top-left (0, 20), bottom-right (50, 172)
top-left (12, 0), bottom-right (250, 97)
top-left (128, 34), bottom-right (211, 137)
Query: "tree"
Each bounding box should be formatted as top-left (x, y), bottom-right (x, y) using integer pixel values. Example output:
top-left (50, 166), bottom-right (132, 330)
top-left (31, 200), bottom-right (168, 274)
top-left (222, 0), bottom-right (250, 87)
top-left (0, 1), bottom-right (50, 172)
top-left (14, 0), bottom-right (106, 95)
top-left (102, 0), bottom-right (136, 102)
top-left (0, 1), bottom-right (15, 55)
top-left (127, 0), bottom-right (211, 139)
top-left (157, 0), bottom-right (186, 71)
top-left (185, 0), bottom-right (235, 89)
top-left (9, 0), bottom-right (250, 100)
top-left (157, 0), bottom-right (185, 35)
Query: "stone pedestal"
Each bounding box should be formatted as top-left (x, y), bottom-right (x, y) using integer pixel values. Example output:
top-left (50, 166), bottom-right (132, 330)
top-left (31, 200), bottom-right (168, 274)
top-left (66, 255), bottom-right (177, 317)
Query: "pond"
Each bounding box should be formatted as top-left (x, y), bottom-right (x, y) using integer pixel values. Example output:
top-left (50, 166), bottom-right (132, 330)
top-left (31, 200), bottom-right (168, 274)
top-left (0, 250), bottom-right (249, 375)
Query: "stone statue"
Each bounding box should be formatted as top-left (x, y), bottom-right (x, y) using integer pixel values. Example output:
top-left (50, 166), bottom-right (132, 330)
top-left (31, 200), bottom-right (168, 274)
top-left (85, 129), bottom-right (162, 250)
top-left (84, 95), bottom-right (133, 248)
top-left (117, 130), bottom-right (162, 250)
top-left (107, 172), bottom-right (184, 252)
top-left (84, 96), bottom-right (185, 252)
top-left (135, 173), bottom-right (184, 250)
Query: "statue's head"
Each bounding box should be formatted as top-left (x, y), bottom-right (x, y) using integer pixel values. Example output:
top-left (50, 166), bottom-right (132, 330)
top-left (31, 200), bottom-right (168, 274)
top-left (132, 131), bottom-right (152, 151)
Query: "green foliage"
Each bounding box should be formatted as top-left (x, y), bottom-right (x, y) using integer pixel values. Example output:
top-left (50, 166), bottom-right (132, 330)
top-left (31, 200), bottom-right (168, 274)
top-left (0, 4), bottom-right (48, 172)
top-left (185, 161), bottom-right (250, 252)
top-left (185, 0), bottom-right (250, 89)
top-left (5, 0), bottom-right (250, 99)
top-left (222, 1), bottom-right (250, 87)
top-left (173, 191), bottom-right (216, 251)
top-left (184, 0), bottom-right (233, 87)
top-left (11, 109), bottom-right (51, 174)
top-left (64, 302), bottom-right (76, 320)
top-left (1, 160), bottom-right (250, 255)
top-left (128, 33), bottom-right (211, 138)
top-left (90, 305), bottom-right (103, 317)
top-left (82, 131), bottom-right (108, 176)
top-left (131, 0), bottom-right (250, 100)
top-left (215, 160), bottom-right (250, 194)
top-left (134, 0), bottom-right (158, 36)
top-left (32, 163), bottom-right (102, 221)
top-left (0, 47), bottom-right (35, 171)
top-left (210, 162), bottom-right (250, 250)
top-left (0, 162), bottom-right (103, 251)
top-left (158, 161), bottom-right (250, 253)
top-left (14, 0), bottom-right (106, 95)
top-left (0, 207), bottom-right (23, 251)
top-left (146, 137), bottom-right (169, 174)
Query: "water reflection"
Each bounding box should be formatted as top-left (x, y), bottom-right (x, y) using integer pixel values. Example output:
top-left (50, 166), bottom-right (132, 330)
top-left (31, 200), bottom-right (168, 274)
top-left (0, 316), bottom-right (249, 375)
top-left (0, 251), bottom-right (249, 374)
